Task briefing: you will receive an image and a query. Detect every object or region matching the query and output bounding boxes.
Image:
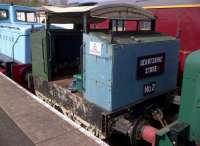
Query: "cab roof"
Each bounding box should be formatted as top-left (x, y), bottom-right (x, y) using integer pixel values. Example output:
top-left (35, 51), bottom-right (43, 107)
top-left (43, 2), bottom-right (155, 24)
top-left (0, 3), bottom-right (36, 11)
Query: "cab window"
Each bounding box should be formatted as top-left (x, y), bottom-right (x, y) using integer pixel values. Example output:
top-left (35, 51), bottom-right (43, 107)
top-left (0, 9), bottom-right (8, 20)
top-left (139, 21), bottom-right (151, 31)
top-left (16, 11), bottom-right (36, 22)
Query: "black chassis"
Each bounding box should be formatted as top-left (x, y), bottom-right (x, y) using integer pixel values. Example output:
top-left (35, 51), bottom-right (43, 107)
top-left (33, 75), bottom-right (175, 138)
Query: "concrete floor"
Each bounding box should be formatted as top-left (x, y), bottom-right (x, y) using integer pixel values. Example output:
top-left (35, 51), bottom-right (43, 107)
top-left (0, 74), bottom-right (104, 146)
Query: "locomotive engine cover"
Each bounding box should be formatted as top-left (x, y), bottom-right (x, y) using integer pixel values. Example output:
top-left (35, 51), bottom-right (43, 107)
top-left (83, 32), bottom-right (179, 111)
top-left (0, 24), bottom-right (42, 64)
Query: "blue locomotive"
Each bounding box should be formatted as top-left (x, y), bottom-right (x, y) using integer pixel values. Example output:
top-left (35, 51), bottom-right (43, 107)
top-left (1, 2), bottom-right (200, 146)
top-left (0, 3), bottom-right (43, 87)
top-left (31, 2), bottom-right (180, 145)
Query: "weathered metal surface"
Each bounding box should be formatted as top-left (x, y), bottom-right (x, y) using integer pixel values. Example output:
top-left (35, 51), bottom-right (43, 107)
top-left (0, 73), bottom-right (104, 146)
top-left (33, 75), bottom-right (108, 131)
top-left (34, 74), bottom-right (176, 138)
top-left (31, 30), bottom-right (49, 81)
top-left (83, 32), bottom-right (179, 111)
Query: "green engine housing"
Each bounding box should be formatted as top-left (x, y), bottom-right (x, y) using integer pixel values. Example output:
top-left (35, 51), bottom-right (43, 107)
top-left (179, 50), bottom-right (200, 143)
top-left (155, 50), bottom-right (200, 146)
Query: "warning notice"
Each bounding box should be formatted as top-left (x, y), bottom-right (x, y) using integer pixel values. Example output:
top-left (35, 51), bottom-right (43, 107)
top-left (89, 42), bottom-right (102, 56)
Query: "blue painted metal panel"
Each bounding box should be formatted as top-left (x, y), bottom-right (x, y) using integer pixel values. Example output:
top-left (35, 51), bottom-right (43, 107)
top-left (0, 24), bottom-right (43, 64)
top-left (83, 32), bottom-right (179, 111)
top-left (112, 40), bottom-right (179, 110)
top-left (83, 33), bottom-right (112, 110)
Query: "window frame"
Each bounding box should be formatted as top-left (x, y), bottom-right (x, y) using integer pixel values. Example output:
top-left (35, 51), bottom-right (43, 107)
top-left (0, 9), bottom-right (9, 20)
top-left (89, 19), bottom-right (155, 33)
top-left (16, 10), bottom-right (36, 23)
top-left (139, 21), bottom-right (152, 31)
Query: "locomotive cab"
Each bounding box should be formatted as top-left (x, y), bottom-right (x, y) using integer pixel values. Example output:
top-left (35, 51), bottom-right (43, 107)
top-left (32, 3), bottom-right (157, 82)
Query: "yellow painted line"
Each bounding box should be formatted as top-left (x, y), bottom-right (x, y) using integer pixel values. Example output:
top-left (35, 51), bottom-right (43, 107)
top-left (143, 4), bottom-right (200, 9)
